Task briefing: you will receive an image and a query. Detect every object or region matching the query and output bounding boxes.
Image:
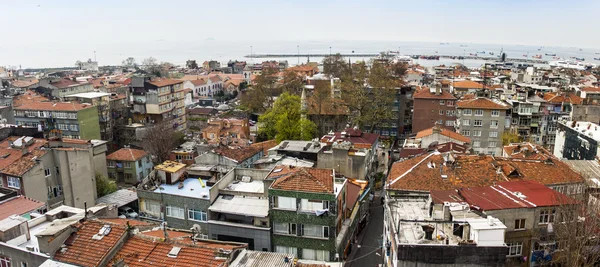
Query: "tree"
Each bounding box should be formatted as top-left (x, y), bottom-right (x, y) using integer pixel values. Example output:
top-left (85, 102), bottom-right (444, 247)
top-left (96, 172), bottom-right (117, 197)
top-left (141, 122), bottom-right (180, 164)
top-left (122, 57), bottom-right (137, 69)
top-left (502, 131), bottom-right (521, 145)
top-left (75, 60), bottom-right (83, 70)
top-left (240, 66), bottom-right (280, 113)
top-left (142, 57), bottom-right (162, 77)
top-left (323, 53), bottom-right (350, 78)
top-left (258, 92), bottom-right (316, 142)
top-left (280, 70), bottom-right (304, 95)
top-left (186, 60), bottom-right (198, 69)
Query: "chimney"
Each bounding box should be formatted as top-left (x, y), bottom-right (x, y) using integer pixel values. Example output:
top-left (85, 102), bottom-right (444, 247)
top-left (21, 144), bottom-right (27, 156)
top-left (435, 83), bottom-right (441, 95)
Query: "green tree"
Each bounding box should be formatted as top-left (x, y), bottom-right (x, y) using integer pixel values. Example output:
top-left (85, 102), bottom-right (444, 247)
top-left (502, 131), bottom-right (521, 145)
top-left (96, 172), bottom-right (117, 197)
top-left (258, 92), bottom-right (316, 142)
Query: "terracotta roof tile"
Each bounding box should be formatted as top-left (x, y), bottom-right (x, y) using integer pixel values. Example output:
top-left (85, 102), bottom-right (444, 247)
top-left (106, 148), bottom-right (148, 162)
top-left (54, 220), bottom-right (128, 267)
top-left (320, 129), bottom-right (379, 149)
top-left (189, 79), bottom-right (207, 86)
top-left (14, 101), bottom-right (94, 111)
top-left (387, 153), bottom-right (584, 192)
top-left (0, 137), bottom-right (48, 177)
top-left (11, 79), bottom-right (38, 88)
top-left (582, 87), bottom-right (600, 92)
top-left (269, 166), bottom-right (334, 194)
top-left (413, 87), bottom-right (456, 100)
top-left (214, 146), bottom-right (261, 163)
top-left (96, 218), bottom-right (155, 227)
top-left (503, 143), bottom-right (551, 160)
top-left (148, 78), bottom-right (183, 87)
top-left (453, 80), bottom-right (484, 89)
top-left (50, 79), bottom-right (87, 89)
top-left (456, 97), bottom-right (510, 110)
top-left (113, 236), bottom-right (230, 267)
top-left (12, 90), bottom-right (50, 107)
top-left (251, 140), bottom-right (279, 155)
top-left (543, 92), bottom-right (583, 105)
top-left (415, 127), bottom-right (471, 143)
top-left (0, 196), bottom-right (44, 220)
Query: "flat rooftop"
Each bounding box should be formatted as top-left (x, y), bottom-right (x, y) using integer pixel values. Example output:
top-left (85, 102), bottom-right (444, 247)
top-left (155, 160), bottom-right (187, 173)
top-left (223, 180), bottom-right (264, 194)
top-left (155, 178), bottom-right (211, 199)
top-left (561, 121), bottom-right (600, 141)
top-left (209, 195), bottom-right (268, 217)
top-left (66, 92), bottom-right (111, 98)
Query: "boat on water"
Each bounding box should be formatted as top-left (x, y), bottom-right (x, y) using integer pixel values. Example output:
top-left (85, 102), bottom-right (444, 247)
top-left (550, 60), bottom-right (596, 70)
top-left (523, 54), bottom-right (528, 57)
top-left (594, 58), bottom-right (600, 61)
top-left (532, 55), bottom-right (542, 59)
top-left (575, 57), bottom-right (585, 61)
top-left (469, 53), bottom-right (477, 56)
top-left (489, 52), bottom-right (495, 55)
top-left (545, 53), bottom-right (556, 56)
top-left (478, 51), bottom-right (485, 53)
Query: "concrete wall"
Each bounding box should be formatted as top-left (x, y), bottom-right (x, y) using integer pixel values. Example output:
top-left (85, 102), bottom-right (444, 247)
top-left (137, 190), bottom-right (211, 234)
top-left (413, 98), bottom-right (457, 133)
top-left (457, 108), bottom-right (507, 155)
top-left (207, 223), bottom-right (271, 251)
top-left (77, 106), bottom-right (101, 140)
top-left (0, 242), bottom-right (49, 267)
top-left (396, 244), bottom-right (508, 267)
top-left (53, 149), bottom-right (97, 209)
top-left (21, 152), bottom-right (64, 208)
top-left (317, 149), bottom-right (369, 180)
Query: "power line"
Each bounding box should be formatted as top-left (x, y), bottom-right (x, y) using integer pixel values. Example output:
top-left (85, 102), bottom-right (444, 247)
top-left (343, 246), bottom-right (383, 266)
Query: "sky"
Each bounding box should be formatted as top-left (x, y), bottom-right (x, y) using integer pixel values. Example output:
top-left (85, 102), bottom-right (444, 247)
top-left (1, 0), bottom-right (599, 68)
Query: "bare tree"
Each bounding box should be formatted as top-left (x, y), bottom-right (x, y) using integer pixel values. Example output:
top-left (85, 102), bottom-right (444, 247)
top-left (75, 60), bottom-right (83, 70)
top-left (121, 57), bottom-right (137, 69)
top-left (140, 122), bottom-right (179, 164)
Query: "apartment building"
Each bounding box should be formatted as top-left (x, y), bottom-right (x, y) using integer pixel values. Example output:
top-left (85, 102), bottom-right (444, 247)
top-left (456, 97), bottom-right (510, 155)
top-left (130, 76), bottom-right (187, 131)
top-left (554, 120), bottom-right (600, 160)
top-left (106, 148), bottom-right (153, 184)
top-left (268, 166), bottom-right (347, 261)
top-left (412, 85), bottom-right (457, 133)
top-left (36, 78), bottom-right (94, 98)
top-left (14, 101), bottom-right (100, 139)
top-left (64, 92), bottom-right (113, 141)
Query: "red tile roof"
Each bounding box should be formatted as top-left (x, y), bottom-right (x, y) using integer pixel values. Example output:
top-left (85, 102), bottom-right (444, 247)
top-left (0, 196), bottom-right (44, 220)
top-left (503, 143), bottom-right (551, 160)
top-left (214, 146), bottom-right (261, 163)
top-left (320, 129), bottom-right (379, 149)
top-left (543, 92), bottom-right (583, 105)
top-left (189, 79), bottom-right (207, 86)
top-left (11, 79), bottom-right (38, 88)
top-left (456, 97), bottom-right (510, 110)
top-left (453, 80), bottom-right (484, 89)
top-left (0, 137), bottom-right (48, 177)
top-left (415, 127), bottom-right (471, 143)
top-left (106, 148), bottom-right (148, 162)
top-left (582, 87), bottom-right (600, 92)
top-left (251, 140), bottom-right (279, 155)
top-left (12, 90), bottom-right (50, 107)
top-left (14, 102), bottom-right (94, 111)
top-left (148, 78), bottom-right (183, 87)
top-left (51, 79), bottom-right (87, 89)
top-left (113, 236), bottom-right (230, 267)
top-left (387, 153), bottom-right (584, 192)
top-left (209, 76), bottom-right (222, 83)
top-left (456, 180), bottom-right (577, 211)
top-left (269, 166), bottom-right (334, 194)
top-left (54, 220), bottom-right (128, 267)
top-left (96, 218), bottom-right (155, 227)
top-left (413, 87), bottom-right (456, 100)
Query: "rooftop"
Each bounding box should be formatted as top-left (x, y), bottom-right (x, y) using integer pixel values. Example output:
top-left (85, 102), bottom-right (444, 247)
top-left (271, 140), bottom-right (326, 154)
top-left (320, 128), bottom-right (379, 149)
top-left (65, 92), bottom-right (111, 99)
top-left (415, 127), bottom-right (471, 144)
top-left (543, 92), bottom-right (583, 105)
top-left (503, 142), bottom-right (551, 160)
top-left (230, 250), bottom-right (295, 267)
top-left (457, 97), bottom-right (510, 110)
top-left (155, 178), bottom-right (211, 200)
top-left (106, 148), bottom-right (148, 162)
top-left (147, 78), bottom-right (183, 87)
top-left (269, 166), bottom-right (335, 194)
top-left (0, 195), bottom-right (44, 221)
top-left (14, 101), bottom-right (94, 112)
top-left (155, 160), bottom-right (187, 173)
top-left (413, 87), bottom-right (456, 100)
top-left (387, 152), bottom-right (584, 192)
top-left (95, 188), bottom-right (138, 207)
top-left (223, 180), bottom-right (264, 193)
top-left (453, 80), bottom-right (484, 89)
top-left (209, 195), bottom-right (269, 217)
top-left (0, 136), bottom-right (48, 177)
top-left (560, 121), bottom-right (600, 141)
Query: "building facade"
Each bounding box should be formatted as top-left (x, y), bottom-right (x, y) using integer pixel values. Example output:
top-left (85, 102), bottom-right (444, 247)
top-left (106, 148), bottom-right (153, 184)
top-left (456, 97), bottom-right (510, 155)
top-left (130, 76), bottom-right (187, 131)
top-left (14, 102), bottom-right (100, 140)
top-left (412, 86), bottom-right (457, 133)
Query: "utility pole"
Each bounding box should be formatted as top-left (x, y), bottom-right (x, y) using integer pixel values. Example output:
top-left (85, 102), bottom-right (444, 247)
top-left (297, 45), bottom-right (300, 65)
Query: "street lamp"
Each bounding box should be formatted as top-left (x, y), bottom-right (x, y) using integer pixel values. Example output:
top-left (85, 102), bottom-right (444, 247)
top-left (330, 46), bottom-right (332, 56)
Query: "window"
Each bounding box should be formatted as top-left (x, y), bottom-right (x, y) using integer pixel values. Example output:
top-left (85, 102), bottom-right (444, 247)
top-left (472, 130), bottom-right (481, 137)
top-left (124, 162), bottom-right (132, 168)
top-left (439, 100), bottom-right (445, 105)
top-left (539, 209), bottom-right (555, 224)
top-left (507, 242), bottom-right (523, 256)
top-left (490, 120), bottom-right (498, 128)
top-left (301, 199), bottom-right (328, 212)
top-left (438, 119), bottom-right (443, 125)
top-left (474, 120), bottom-right (482, 127)
top-left (188, 209), bottom-right (207, 222)
top-left (166, 206), bottom-right (185, 219)
top-left (447, 100), bottom-right (454, 106)
top-left (125, 173), bottom-right (133, 181)
top-left (474, 109), bottom-right (483, 116)
top-left (491, 110), bottom-right (500, 117)
top-left (0, 256), bottom-right (10, 267)
top-left (7, 177), bottom-right (20, 189)
top-left (489, 131), bottom-right (498, 138)
top-left (439, 110), bottom-right (444, 115)
top-left (301, 224), bottom-right (329, 238)
top-left (446, 110), bottom-right (455, 116)
top-left (144, 200), bottom-right (161, 215)
top-left (302, 249), bottom-right (330, 261)
top-left (461, 130), bottom-right (470, 136)
top-left (514, 219), bottom-right (526, 230)
top-left (274, 223), bottom-right (297, 235)
top-left (44, 168), bottom-right (51, 177)
top-left (462, 109), bottom-right (472, 116)
top-left (108, 161), bottom-right (115, 168)
top-left (473, 141), bottom-right (481, 147)
top-left (489, 141), bottom-right (497, 148)
top-left (138, 160), bottom-right (142, 168)
top-left (462, 119), bottom-right (470, 126)
top-left (275, 196), bottom-right (296, 210)
top-left (275, 246), bottom-right (298, 257)
top-left (444, 120), bottom-right (453, 126)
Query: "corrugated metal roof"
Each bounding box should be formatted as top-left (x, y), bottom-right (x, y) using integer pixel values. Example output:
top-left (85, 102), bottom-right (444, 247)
top-left (230, 250), bottom-right (294, 267)
top-left (209, 195), bottom-right (268, 217)
top-left (95, 189), bottom-right (138, 207)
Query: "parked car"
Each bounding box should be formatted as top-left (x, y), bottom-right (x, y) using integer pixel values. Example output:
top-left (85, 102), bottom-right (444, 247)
top-left (118, 207), bottom-right (138, 219)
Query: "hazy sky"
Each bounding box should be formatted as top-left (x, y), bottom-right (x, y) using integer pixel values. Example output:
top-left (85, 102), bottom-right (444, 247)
top-left (1, 0), bottom-right (599, 67)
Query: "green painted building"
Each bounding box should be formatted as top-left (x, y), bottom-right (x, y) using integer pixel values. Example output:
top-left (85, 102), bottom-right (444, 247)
top-left (106, 148), bottom-right (153, 184)
top-left (268, 166), bottom-right (347, 261)
top-left (14, 102), bottom-right (101, 140)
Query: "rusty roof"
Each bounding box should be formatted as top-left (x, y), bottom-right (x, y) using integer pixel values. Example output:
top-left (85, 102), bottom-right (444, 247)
top-left (14, 101), bottom-right (94, 111)
top-left (53, 220), bottom-right (128, 267)
top-left (453, 80), bottom-right (484, 89)
top-left (415, 127), bottom-right (471, 143)
top-left (387, 153), bottom-right (584, 192)
top-left (214, 146), bottom-right (261, 163)
top-left (106, 148), bottom-right (148, 162)
top-left (456, 97), bottom-right (510, 110)
top-left (12, 90), bottom-right (50, 107)
top-left (0, 196), bottom-right (45, 221)
top-left (269, 166), bottom-right (334, 194)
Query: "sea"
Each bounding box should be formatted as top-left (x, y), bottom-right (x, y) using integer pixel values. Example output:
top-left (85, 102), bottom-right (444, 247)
top-left (4, 40), bottom-right (599, 69)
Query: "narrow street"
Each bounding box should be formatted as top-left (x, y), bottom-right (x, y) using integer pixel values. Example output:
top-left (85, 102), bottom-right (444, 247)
top-left (344, 190), bottom-right (385, 267)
